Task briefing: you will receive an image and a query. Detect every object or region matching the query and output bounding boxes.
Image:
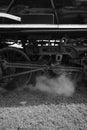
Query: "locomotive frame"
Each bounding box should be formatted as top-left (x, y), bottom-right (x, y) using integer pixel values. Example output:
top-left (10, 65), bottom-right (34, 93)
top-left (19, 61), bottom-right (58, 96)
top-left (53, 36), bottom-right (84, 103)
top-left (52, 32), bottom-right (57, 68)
top-left (0, 0), bottom-right (87, 89)
top-left (0, 23), bottom-right (87, 88)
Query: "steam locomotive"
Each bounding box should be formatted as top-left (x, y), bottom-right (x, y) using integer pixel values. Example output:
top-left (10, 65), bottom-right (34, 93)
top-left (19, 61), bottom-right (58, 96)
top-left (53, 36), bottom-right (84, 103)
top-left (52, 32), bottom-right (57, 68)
top-left (0, 0), bottom-right (87, 90)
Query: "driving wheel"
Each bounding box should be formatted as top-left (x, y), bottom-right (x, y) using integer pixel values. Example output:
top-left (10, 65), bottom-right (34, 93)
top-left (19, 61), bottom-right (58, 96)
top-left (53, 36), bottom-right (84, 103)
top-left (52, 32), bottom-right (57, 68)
top-left (0, 47), bottom-right (31, 91)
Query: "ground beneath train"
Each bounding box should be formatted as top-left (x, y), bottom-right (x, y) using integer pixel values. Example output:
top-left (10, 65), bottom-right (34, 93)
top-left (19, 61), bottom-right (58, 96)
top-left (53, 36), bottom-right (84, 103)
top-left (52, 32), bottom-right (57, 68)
top-left (0, 77), bottom-right (87, 129)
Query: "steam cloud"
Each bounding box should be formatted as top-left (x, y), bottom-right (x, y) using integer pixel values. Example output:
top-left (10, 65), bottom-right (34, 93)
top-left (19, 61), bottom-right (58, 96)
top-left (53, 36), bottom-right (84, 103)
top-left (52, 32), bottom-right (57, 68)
top-left (33, 73), bottom-right (75, 97)
top-left (7, 72), bottom-right (75, 97)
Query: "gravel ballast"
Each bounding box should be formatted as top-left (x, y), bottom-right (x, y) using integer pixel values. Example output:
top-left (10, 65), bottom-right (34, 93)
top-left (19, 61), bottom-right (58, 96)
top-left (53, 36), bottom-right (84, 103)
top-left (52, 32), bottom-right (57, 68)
top-left (0, 83), bottom-right (87, 130)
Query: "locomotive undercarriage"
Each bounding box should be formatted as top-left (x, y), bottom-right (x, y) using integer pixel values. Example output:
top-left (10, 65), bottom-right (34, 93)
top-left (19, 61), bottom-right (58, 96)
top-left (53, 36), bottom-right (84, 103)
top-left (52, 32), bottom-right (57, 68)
top-left (0, 33), bottom-right (87, 89)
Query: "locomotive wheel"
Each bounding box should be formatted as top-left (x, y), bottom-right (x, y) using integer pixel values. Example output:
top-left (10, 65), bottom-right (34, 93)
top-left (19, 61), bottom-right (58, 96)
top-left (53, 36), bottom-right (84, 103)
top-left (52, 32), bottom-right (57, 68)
top-left (0, 47), bottom-right (31, 91)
